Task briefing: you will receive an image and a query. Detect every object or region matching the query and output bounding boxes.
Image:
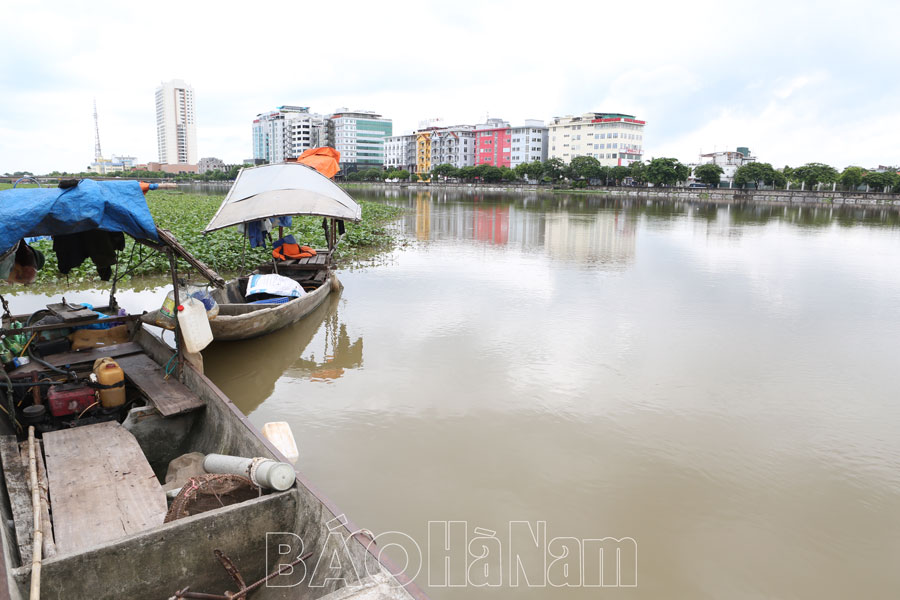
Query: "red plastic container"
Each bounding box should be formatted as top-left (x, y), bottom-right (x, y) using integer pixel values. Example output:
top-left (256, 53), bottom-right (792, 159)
top-left (47, 383), bottom-right (96, 417)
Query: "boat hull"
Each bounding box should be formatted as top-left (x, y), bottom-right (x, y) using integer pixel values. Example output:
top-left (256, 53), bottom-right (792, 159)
top-left (209, 273), bottom-right (336, 341)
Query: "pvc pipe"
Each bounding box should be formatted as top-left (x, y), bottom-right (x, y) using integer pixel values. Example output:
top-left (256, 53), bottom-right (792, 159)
top-left (203, 453), bottom-right (295, 491)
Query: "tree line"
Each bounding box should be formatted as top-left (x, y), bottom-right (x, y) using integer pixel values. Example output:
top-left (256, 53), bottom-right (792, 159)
top-left (419, 158), bottom-right (898, 192)
top-left (692, 162), bottom-right (897, 192)
top-left (420, 157), bottom-right (692, 187)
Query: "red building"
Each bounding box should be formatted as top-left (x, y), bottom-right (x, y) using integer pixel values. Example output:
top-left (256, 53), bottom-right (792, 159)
top-left (474, 118), bottom-right (511, 168)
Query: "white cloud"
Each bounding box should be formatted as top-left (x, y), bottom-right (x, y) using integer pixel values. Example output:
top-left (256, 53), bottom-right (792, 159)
top-left (1, 0), bottom-right (899, 173)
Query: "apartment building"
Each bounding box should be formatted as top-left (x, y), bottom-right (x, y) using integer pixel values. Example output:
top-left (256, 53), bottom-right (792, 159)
top-left (155, 79), bottom-right (198, 165)
top-left (416, 130), bottom-right (434, 174)
top-left (429, 125), bottom-right (477, 169)
top-left (509, 120), bottom-right (548, 167)
top-left (548, 112), bottom-right (645, 167)
top-left (252, 106), bottom-right (326, 165)
top-left (384, 134), bottom-right (417, 172)
top-left (326, 110), bottom-right (392, 173)
top-left (474, 118), bottom-right (511, 167)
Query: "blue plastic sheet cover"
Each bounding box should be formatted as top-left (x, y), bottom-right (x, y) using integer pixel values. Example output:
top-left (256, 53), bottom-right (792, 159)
top-left (0, 179), bottom-right (158, 253)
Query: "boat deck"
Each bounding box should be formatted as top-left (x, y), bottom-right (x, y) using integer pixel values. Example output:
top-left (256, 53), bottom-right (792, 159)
top-left (42, 421), bottom-right (167, 554)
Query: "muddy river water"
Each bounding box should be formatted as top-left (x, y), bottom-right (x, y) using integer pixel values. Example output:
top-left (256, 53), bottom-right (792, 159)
top-left (8, 189), bottom-right (900, 598)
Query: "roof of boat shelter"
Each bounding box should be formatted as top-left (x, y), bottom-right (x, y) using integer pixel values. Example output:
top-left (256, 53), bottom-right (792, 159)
top-left (203, 163), bottom-right (362, 233)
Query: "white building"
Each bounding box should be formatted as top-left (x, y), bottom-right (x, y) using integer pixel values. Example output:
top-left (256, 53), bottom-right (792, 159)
top-left (548, 112), bottom-right (645, 167)
top-left (384, 134), bottom-right (417, 172)
top-left (694, 147), bottom-right (756, 185)
top-left (252, 106), bottom-right (326, 165)
top-left (155, 79), bottom-right (198, 165)
top-left (326, 109), bottom-right (393, 172)
top-left (509, 120), bottom-right (548, 167)
top-left (429, 125), bottom-right (477, 169)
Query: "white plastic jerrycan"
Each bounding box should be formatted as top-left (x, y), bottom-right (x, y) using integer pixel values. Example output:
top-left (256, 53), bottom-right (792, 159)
top-left (176, 297), bottom-right (214, 353)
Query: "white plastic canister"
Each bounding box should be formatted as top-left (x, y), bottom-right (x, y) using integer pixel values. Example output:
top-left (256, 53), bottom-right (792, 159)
top-left (176, 297), bottom-right (214, 353)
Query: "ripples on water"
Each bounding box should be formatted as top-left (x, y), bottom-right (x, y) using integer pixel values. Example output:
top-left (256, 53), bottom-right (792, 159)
top-left (6, 191), bottom-right (900, 598)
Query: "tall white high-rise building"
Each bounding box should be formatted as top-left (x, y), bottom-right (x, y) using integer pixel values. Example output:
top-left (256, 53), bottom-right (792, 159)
top-left (155, 79), bottom-right (198, 165)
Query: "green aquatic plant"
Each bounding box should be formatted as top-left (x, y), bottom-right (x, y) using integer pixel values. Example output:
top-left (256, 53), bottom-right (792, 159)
top-left (3, 190), bottom-right (403, 286)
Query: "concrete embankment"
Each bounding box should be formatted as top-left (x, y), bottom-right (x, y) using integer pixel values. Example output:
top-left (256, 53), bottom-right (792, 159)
top-left (343, 182), bottom-right (900, 211)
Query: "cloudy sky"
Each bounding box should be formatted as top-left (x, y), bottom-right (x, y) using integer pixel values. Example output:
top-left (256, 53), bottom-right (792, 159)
top-left (2, 0), bottom-right (898, 174)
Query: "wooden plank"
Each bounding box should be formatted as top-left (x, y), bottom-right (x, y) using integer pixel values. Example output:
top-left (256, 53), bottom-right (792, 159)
top-left (0, 436), bottom-right (33, 564)
top-left (116, 353), bottom-right (205, 417)
top-left (42, 421), bottom-right (167, 555)
top-left (9, 341), bottom-right (144, 377)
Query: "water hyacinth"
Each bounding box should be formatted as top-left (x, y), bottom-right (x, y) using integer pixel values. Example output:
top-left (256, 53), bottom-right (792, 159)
top-left (6, 190), bottom-right (403, 285)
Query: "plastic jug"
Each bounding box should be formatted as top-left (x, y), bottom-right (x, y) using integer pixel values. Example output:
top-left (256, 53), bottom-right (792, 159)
top-left (155, 288), bottom-right (178, 330)
top-left (93, 357), bottom-right (125, 408)
top-left (176, 298), bottom-right (214, 353)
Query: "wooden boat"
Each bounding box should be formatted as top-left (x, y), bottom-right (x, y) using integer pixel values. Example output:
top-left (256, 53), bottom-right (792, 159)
top-left (207, 272), bottom-right (338, 342)
top-left (202, 152), bottom-right (362, 342)
top-left (0, 180), bottom-right (425, 599)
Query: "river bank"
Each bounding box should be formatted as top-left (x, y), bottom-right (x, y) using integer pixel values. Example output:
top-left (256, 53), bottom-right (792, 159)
top-left (343, 181), bottom-right (900, 210)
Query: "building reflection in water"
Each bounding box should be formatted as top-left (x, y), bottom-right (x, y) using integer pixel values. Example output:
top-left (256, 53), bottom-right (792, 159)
top-left (415, 192), bottom-right (430, 241)
top-left (404, 189), bottom-right (636, 267)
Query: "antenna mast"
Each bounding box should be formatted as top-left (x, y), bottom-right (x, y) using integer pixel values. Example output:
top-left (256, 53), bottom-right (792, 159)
top-left (93, 99), bottom-right (102, 161)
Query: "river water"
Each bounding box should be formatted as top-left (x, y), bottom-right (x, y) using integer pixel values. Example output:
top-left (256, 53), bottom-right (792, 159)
top-left (7, 189), bottom-right (900, 598)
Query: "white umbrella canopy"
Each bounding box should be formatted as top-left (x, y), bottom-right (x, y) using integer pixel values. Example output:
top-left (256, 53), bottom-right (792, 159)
top-left (203, 163), bottom-right (361, 233)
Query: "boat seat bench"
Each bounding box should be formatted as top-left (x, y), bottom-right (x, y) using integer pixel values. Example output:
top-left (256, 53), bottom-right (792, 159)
top-left (115, 353), bottom-right (205, 417)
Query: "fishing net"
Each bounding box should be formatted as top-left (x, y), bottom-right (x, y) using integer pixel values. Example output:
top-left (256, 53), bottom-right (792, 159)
top-left (165, 474), bottom-right (260, 522)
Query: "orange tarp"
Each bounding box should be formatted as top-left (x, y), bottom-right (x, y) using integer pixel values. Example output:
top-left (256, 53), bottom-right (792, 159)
top-left (295, 147), bottom-right (341, 179)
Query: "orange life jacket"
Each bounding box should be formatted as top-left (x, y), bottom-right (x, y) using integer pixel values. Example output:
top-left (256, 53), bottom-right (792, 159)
top-left (272, 243), bottom-right (317, 260)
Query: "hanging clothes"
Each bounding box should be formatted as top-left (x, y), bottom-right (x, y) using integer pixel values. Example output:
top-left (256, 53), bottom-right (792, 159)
top-left (53, 230), bottom-right (125, 281)
top-left (237, 219), bottom-right (272, 248)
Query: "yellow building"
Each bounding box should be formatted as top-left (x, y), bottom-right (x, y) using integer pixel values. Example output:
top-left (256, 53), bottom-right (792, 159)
top-left (416, 131), bottom-right (432, 175)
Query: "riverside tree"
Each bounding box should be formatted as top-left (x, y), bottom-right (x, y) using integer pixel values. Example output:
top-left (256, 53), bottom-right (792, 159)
top-left (568, 156), bottom-right (604, 180)
top-left (864, 170), bottom-right (898, 192)
top-left (431, 163), bottom-right (458, 180)
top-left (733, 162), bottom-right (784, 188)
top-left (611, 165), bottom-right (631, 185)
top-left (543, 158), bottom-right (567, 182)
top-left (791, 163), bottom-right (839, 189)
top-left (515, 160), bottom-right (544, 182)
top-left (839, 166), bottom-right (865, 190)
top-left (693, 163), bottom-right (724, 187)
top-left (630, 161), bottom-right (648, 186)
top-left (646, 158), bottom-right (690, 187)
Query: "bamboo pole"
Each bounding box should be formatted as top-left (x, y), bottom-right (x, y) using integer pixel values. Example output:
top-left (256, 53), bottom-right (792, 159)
top-left (20, 440), bottom-right (56, 559)
top-left (28, 426), bottom-right (41, 599)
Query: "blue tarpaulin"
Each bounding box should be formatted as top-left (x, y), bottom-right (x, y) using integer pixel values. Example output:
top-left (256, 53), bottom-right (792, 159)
top-left (0, 180), bottom-right (158, 254)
